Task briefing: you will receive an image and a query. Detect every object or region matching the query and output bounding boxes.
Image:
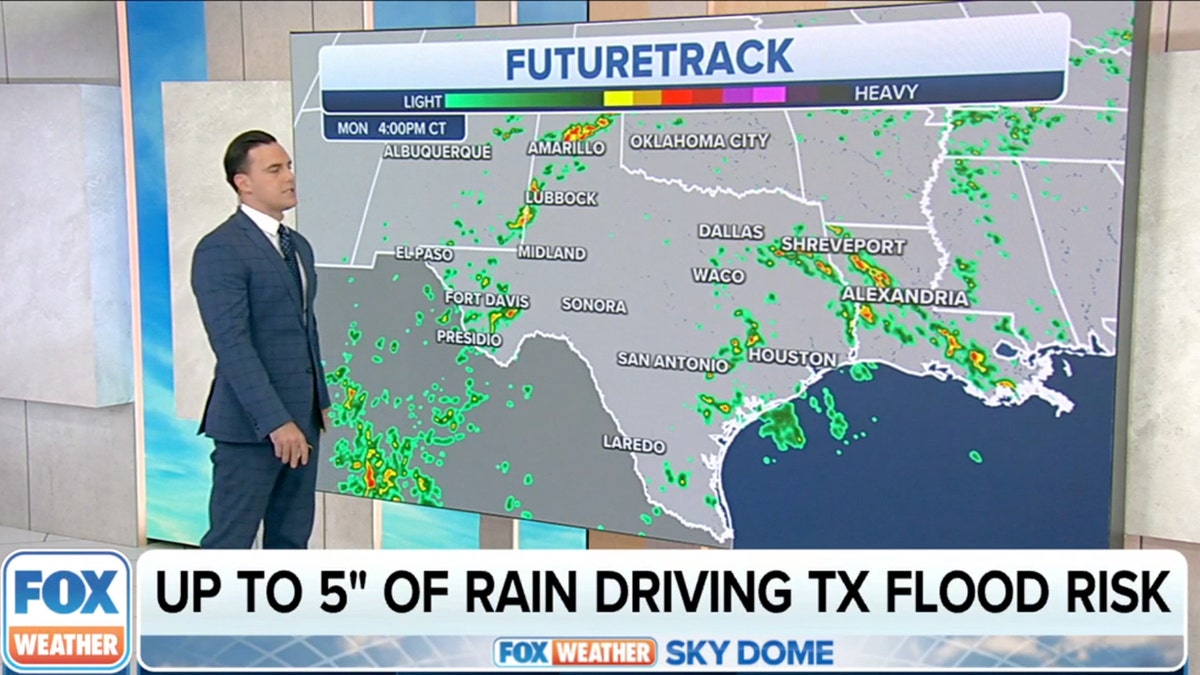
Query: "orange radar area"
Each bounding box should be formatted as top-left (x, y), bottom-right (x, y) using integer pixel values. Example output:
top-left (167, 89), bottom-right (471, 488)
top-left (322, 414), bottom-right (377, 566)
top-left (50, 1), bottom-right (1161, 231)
top-left (507, 205), bottom-right (535, 232)
top-left (506, 180), bottom-right (543, 235)
top-left (969, 349), bottom-right (990, 374)
top-left (490, 307), bottom-right (521, 331)
top-left (849, 254), bottom-right (893, 287)
top-left (563, 115), bottom-right (613, 142)
top-left (936, 327), bottom-right (964, 358)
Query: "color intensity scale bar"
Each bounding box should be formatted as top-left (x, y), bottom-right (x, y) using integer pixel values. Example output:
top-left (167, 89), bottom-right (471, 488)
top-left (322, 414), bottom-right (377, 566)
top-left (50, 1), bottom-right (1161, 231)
top-left (321, 73), bottom-right (1065, 114)
top-left (445, 85), bottom-right (828, 110)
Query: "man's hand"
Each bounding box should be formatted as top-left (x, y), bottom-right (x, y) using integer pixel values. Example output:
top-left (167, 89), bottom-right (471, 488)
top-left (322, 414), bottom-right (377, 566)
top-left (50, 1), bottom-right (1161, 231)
top-left (321, 407), bottom-right (331, 433)
top-left (270, 421), bottom-right (309, 468)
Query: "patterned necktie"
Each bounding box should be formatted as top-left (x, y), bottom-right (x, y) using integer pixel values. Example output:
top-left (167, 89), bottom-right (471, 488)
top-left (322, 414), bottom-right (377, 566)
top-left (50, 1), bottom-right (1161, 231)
top-left (278, 224), bottom-right (304, 301)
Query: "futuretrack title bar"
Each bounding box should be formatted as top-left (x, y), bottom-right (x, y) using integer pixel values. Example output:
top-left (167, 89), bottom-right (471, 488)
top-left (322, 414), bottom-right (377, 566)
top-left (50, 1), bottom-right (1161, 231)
top-left (318, 13), bottom-right (1071, 93)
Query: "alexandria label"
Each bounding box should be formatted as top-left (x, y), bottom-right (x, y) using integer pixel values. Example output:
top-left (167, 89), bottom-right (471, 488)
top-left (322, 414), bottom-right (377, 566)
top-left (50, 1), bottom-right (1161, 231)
top-left (841, 286), bottom-right (970, 308)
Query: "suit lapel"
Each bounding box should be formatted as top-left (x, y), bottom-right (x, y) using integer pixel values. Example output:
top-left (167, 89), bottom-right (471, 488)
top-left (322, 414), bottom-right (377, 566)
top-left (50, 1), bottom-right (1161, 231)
top-left (234, 211), bottom-right (304, 315)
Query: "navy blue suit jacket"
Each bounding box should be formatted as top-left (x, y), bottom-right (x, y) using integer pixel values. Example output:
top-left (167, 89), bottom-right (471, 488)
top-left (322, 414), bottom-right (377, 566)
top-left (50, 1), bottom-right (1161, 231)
top-left (191, 209), bottom-right (331, 444)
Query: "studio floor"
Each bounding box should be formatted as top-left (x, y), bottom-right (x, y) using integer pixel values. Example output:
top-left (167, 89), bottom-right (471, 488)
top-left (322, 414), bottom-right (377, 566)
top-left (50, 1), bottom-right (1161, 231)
top-left (0, 524), bottom-right (188, 561)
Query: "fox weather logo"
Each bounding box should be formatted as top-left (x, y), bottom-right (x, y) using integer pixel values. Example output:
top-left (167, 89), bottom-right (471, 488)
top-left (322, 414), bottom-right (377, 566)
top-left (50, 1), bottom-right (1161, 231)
top-left (2, 550), bottom-right (132, 673)
top-left (494, 638), bottom-right (658, 667)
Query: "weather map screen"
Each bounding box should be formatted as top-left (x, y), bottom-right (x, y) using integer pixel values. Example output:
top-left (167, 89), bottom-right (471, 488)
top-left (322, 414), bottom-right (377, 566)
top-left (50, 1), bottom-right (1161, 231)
top-left (290, 1), bottom-right (1142, 549)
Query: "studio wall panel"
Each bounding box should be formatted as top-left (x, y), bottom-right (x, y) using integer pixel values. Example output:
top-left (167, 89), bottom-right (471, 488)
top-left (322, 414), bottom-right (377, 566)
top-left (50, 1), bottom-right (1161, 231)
top-left (708, 0), bottom-right (932, 14)
top-left (241, 1), bottom-right (312, 80)
top-left (380, 502), bottom-right (480, 549)
top-left (588, 531), bottom-right (648, 549)
top-left (708, 1), bottom-right (813, 13)
top-left (518, 521), bottom-right (588, 549)
top-left (1125, 51), bottom-right (1200, 545)
top-left (476, 0), bottom-right (511, 26)
top-left (823, 0), bottom-right (929, 7)
top-left (0, 84), bottom-right (132, 409)
top-left (645, 537), bottom-right (702, 549)
top-left (26, 401), bottom-right (136, 546)
top-left (479, 515), bottom-right (516, 548)
top-left (1149, 1), bottom-right (1170, 53)
top-left (589, 1), bottom-right (653, 21)
top-left (82, 85), bottom-right (135, 408)
top-left (0, 4), bottom-right (8, 82)
top-left (203, 0), bottom-right (245, 81)
top-left (162, 80), bottom-right (295, 423)
top-left (516, 0), bottom-right (586, 24)
top-left (322, 495), bottom-right (377, 548)
top-left (587, 0), bottom-right (705, 21)
top-left (309, 494), bottom-right (325, 548)
top-left (2, 0), bottom-right (119, 84)
top-left (1167, 0), bottom-right (1200, 51)
top-left (373, 0), bottom-right (476, 29)
top-left (314, 0), bottom-right (365, 31)
top-left (646, 0), bottom-right (707, 17)
top-left (0, 399), bottom-right (29, 529)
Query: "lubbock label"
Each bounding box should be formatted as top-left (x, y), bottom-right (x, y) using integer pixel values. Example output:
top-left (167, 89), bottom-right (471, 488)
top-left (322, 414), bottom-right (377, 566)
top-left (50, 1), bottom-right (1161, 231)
top-left (2, 550), bottom-right (132, 673)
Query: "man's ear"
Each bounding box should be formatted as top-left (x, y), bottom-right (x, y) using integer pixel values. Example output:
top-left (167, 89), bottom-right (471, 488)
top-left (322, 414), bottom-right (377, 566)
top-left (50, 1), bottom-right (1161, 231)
top-left (233, 173), bottom-right (251, 194)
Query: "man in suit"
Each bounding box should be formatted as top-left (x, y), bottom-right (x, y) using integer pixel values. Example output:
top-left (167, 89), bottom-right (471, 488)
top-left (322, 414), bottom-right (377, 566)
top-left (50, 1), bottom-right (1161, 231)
top-left (191, 130), bottom-right (330, 549)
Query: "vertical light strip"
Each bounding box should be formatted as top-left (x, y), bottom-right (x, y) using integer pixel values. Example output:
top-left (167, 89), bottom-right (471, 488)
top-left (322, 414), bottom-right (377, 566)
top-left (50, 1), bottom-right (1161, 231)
top-left (364, 0), bottom-right (376, 546)
top-left (115, 0), bottom-right (147, 547)
top-left (126, 0), bottom-right (210, 546)
top-left (509, 0), bottom-right (518, 24)
top-left (372, 501), bottom-right (383, 549)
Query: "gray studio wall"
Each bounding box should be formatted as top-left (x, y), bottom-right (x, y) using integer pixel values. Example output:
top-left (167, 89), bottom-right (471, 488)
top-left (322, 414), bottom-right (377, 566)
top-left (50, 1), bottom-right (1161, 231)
top-left (0, 1), bottom-right (137, 545)
top-left (1126, 49), bottom-right (1200, 573)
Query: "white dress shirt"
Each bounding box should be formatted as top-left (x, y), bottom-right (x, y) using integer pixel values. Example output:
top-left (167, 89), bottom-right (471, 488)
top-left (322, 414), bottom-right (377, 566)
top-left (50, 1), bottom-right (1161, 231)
top-left (241, 203), bottom-right (308, 307)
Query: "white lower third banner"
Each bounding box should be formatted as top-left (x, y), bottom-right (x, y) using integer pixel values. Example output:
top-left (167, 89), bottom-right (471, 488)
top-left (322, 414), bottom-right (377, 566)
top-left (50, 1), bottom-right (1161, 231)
top-left (130, 549), bottom-right (1186, 671)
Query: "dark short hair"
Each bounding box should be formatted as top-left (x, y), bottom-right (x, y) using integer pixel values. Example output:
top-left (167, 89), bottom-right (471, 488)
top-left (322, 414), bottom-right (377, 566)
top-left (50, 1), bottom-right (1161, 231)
top-left (223, 130), bottom-right (278, 192)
